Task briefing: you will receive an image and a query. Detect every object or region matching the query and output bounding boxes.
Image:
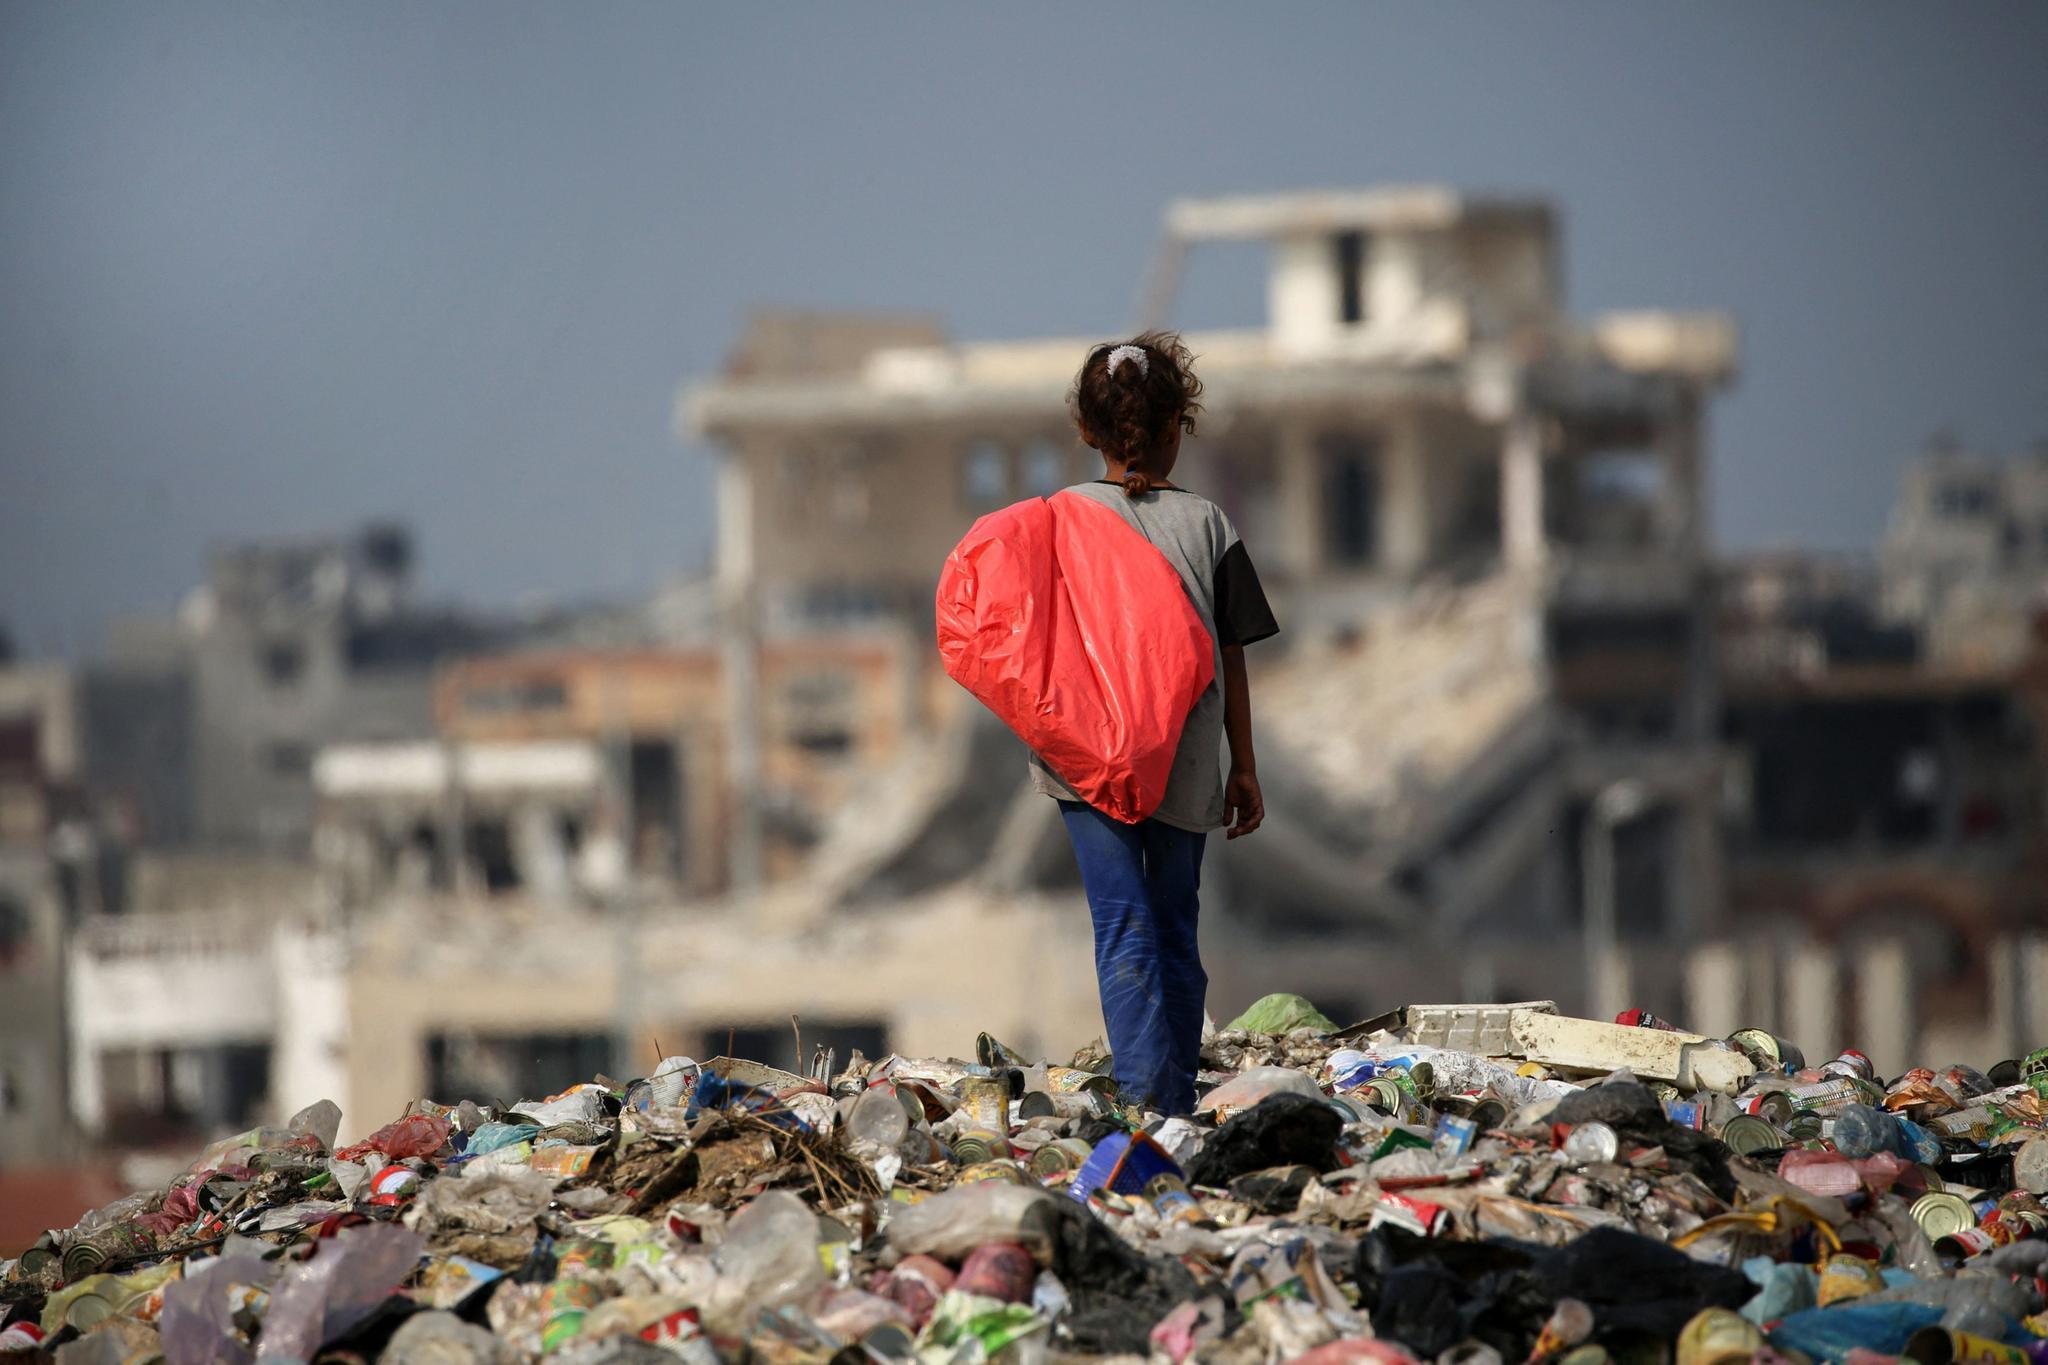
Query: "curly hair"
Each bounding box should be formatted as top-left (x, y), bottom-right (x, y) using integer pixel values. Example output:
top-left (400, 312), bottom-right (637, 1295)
top-left (1068, 330), bottom-right (1204, 498)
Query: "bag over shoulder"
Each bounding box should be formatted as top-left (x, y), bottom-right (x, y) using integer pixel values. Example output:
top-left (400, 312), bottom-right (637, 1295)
top-left (935, 489), bottom-right (1216, 823)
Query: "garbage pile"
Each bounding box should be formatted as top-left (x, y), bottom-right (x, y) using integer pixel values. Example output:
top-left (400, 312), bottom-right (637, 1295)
top-left (15, 996), bottom-right (2048, 1364)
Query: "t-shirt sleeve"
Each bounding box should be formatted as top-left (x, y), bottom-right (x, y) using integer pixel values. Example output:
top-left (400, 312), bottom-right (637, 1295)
top-left (1213, 537), bottom-right (1280, 648)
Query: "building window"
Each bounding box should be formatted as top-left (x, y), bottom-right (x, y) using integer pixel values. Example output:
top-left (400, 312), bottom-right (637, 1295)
top-left (0, 893), bottom-right (29, 969)
top-left (962, 442), bottom-right (1009, 509)
top-left (464, 677), bottom-right (569, 715)
top-left (427, 1031), bottom-right (611, 1107)
top-left (266, 742), bottom-right (312, 778)
top-left (781, 670), bottom-right (859, 761)
top-left (1935, 483), bottom-right (1993, 519)
top-left (260, 641), bottom-right (305, 688)
top-left (1335, 231), bottom-right (1369, 325)
top-left (1022, 442), bottom-right (1069, 497)
top-left (1321, 434), bottom-right (1379, 566)
top-left (713, 1020), bottom-right (890, 1073)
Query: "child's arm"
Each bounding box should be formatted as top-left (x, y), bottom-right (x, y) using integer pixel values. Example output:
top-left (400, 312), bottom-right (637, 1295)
top-left (1221, 645), bottom-right (1264, 839)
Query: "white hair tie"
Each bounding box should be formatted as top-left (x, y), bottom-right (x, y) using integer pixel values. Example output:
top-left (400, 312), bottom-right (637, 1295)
top-left (1106, 344), bottom-right (1149, 379)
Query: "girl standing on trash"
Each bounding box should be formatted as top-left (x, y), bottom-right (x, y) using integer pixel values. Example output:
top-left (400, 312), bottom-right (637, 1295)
top-left (1029, 331), bottom-right (1281, 1117)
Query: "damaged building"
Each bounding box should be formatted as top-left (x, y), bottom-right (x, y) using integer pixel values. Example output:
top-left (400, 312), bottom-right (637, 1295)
top-left (682, 185), bottom-right (1736, 1012)
top-left (37, 186), bottom-right (2048, 1154)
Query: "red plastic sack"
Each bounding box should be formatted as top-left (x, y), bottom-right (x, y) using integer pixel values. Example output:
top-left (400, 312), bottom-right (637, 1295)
top-left (936, 490), bottom-right (1215, 823)
top-left (334, 1112), bottom-right (453, 1163)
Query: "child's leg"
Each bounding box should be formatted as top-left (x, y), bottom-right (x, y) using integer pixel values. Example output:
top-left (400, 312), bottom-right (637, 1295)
top-left (1141, 819), bottom-right (1209, 1116)
top-left (1057, 801), bottom-right (1177, 1111)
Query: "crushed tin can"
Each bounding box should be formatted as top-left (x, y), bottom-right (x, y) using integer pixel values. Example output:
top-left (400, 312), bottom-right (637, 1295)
top-left (1912, 1191), bottom-right (1980, 1241)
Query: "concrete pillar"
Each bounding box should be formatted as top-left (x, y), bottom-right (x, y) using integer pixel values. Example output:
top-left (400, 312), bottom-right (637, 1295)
top-left (1686, 941), bottom-right (1744, 1040)
top-left (1787, 943), bottom-right (1841, 1062)
top-left (1674, 785), bottom-right (1723, 940)
top-left (1854, 938), bottom-right (1914, 1078)
top-left (1988, 936), bottom-right (2023, 1065)
top-left (1379, 413), bottom-right (1431, 577)
top-left (2023, 936), bottom-right (2048, 1051)
top-left (1270, 233), bottom-right (1341, 355)
top-left (1657, 394), bottom-right (1704, 557)
top-left (718, 450), bottom-right (764, 893)
top-left (1272, 422), bottom-right (1323, 582)
top-left (1501, 412), bottom-right (1546, 571)
top-left (65, 941), bottom-right (105, 1134)
top-left (271, 924), bottom-right (352, 1129)
top-left (1743, 935), bottom-right (1782, 1036)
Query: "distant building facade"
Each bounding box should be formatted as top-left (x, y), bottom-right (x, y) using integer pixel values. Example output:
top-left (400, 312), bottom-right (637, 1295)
top-left (1883, 439), bottom-right (2048, 669)
top-left (181, 524), bottom-right (512, 850)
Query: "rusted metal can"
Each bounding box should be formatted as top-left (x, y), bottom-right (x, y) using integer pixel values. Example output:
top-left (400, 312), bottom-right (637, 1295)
top-left (950, 1130), bottom-right (1012, 1165)
top-left (957, 1077), bottom-right (1009, 1133)
top-left (1029, 1137), bottom-right (1094, 1177)
top-left (1016, 1090), bottom-right (1094, 1122)
top-left (60, 1223), bottom-right (155, 1283)
top-left (1044, 1066), bottom-right (1115, 1096)
top-left (1729, 1028), bottom-right (1807, 1074)
top-left (954, 1160), bottom-right (1028, 1186)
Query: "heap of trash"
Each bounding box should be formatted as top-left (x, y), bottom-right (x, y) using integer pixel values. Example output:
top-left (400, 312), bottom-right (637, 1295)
top-left (14, 997), bottom-right (2048, 1365)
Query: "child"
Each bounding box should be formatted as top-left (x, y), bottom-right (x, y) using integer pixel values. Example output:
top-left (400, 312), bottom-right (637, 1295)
top-left (1028, 331), bottom-right (1280, 1116)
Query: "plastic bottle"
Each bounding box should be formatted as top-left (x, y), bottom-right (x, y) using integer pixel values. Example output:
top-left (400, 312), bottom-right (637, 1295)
top-left (847, 1087), bottom-right (911, 1150)
top-left (709, 1191), bottom-right (826, 1326)
top-left (1832, 1104), bottom-right (1942, 1164)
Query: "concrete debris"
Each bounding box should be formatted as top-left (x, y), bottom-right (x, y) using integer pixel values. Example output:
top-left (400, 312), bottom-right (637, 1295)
top-left (10, 1005), bottom-right (2048, 1361)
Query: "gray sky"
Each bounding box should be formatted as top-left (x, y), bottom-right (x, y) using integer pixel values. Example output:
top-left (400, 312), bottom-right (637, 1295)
top-left (4, 3), bottom-right (2045, 659)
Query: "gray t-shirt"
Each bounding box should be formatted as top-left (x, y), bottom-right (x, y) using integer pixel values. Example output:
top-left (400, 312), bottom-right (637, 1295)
top-left (1027, 481), bottom-right (1279, 832)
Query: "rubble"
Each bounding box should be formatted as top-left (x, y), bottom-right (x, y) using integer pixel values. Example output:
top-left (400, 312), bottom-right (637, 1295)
top-left (15, 1006), bottom-right (2048, 1363)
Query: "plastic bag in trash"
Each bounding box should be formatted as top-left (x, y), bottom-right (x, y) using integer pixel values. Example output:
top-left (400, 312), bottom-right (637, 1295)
top-left (1225, 994), bottom-right (1339, 1036)
top-left (887, 1183), bottom-right (1058, 1263)
top-left (1186, 1093), bottom-right (1342, 1189)
top-left (706, 1191), bottom-right (825, 1327)
top-left (1195, 1065), bottom-right (1325, 1115)
top-left (257, 1222), bottom-right (424, 1363)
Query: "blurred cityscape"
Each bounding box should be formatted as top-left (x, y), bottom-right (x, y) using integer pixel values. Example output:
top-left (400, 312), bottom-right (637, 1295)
top-left (6, 185), bottom-right (2047, 1232)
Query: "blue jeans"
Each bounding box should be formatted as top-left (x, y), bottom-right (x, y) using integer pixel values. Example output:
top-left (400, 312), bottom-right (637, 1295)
top-left (1057, 801), bottom-right (1209, 1115)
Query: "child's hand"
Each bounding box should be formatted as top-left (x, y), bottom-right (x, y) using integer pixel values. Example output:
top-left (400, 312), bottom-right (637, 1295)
top-left (1224, 767), bottom-right (1264, 839)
